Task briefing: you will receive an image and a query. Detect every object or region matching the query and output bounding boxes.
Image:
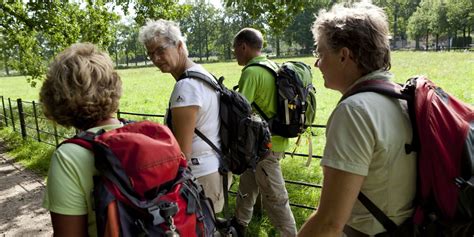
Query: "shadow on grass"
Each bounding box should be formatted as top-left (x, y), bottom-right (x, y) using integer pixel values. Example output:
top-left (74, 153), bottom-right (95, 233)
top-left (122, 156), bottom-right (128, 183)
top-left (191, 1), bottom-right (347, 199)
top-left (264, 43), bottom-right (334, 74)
top-left (0, 127), bottom-right (53, 177)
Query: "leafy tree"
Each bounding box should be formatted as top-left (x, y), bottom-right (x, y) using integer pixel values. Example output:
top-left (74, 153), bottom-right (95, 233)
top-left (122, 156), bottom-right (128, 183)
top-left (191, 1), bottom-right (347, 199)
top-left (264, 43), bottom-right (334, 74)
top-left (180, 1), bottom-right (220, 61)
top-left (407, 0), bottom-right (432, 50)
top-left (224, 0), bottom-right (319, 56)
top-left (374, 0), bottom-right (420, 48)
top-left (283, 1), bottom-right (331, 55)
top-left (117, 0), bottom-right (191, 26)
top-left (446, 0), bottom-right (473, 48)
top-left (429, 0), bottom-right (448, 50)
top-left (0, 2), bottom-right (119, 86)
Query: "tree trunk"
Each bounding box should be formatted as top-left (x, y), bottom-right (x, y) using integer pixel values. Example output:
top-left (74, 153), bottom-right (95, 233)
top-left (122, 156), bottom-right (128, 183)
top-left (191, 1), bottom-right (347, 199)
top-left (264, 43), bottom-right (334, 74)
top-left (462, 27), bottom-right (466, 48)
top-left (206, 32), bottom-right (209, 61)
top-left (134, 47), bottom-right (138, 66)
top-left (115, 42), bottom-right (119, 68)
top-left (276, 37), bottom-right (280, 57)
top-left (3, 51), bottom-right (9, 76)
top-left (425, 30), bottom-right (429, 51)
top-left (415, 37), bottom-right (420, 50)
top-left (392, 4), bottom-right (399, 49)
top-left (125, 49), bottom-right (129, 67)
top-left (435, 34), bottom-right (439, 51)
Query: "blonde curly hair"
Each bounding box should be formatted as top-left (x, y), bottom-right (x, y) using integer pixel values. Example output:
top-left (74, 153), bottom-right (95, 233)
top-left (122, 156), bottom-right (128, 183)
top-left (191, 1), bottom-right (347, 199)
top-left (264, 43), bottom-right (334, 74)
top-left (40, 43), bottom-right (122, 130)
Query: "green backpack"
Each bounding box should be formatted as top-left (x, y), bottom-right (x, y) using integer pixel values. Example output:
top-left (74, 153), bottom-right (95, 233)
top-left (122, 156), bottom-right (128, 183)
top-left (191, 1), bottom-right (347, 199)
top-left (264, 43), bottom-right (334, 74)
top-left (244, 61), bottom-right (316, 138)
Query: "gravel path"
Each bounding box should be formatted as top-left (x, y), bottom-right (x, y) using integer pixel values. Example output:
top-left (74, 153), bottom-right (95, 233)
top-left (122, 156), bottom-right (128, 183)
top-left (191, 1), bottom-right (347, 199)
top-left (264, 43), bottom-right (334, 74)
top-left (0, 143), bottom-right (52, 237)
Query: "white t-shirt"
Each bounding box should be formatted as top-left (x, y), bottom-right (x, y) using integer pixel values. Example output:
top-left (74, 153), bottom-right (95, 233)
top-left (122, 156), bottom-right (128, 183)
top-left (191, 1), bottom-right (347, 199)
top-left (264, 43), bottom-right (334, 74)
top-left (321, 70), bottom-right (416, 235)
top-left (167, 64), bottom-right (221, 178)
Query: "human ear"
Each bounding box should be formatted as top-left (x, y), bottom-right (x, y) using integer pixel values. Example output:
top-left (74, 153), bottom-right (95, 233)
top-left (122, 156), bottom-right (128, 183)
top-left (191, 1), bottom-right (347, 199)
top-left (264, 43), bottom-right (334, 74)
top-left (340, 47), bottom-right (351, 63)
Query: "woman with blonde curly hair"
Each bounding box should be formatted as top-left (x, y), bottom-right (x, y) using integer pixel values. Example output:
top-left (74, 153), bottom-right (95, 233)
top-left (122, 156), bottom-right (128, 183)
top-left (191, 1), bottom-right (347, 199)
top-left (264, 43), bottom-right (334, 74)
top-left (41, 43), bottom-right (123, 236)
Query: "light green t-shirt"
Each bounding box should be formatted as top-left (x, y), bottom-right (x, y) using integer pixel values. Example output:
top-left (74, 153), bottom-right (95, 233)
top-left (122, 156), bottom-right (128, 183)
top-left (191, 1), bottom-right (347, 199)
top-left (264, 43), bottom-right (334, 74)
top-left (321, 70), bottom-right (417, 235)
top-left (42, 123), bottom-right (123, 237)
top-left (238, 55), bottom-right (289, 152)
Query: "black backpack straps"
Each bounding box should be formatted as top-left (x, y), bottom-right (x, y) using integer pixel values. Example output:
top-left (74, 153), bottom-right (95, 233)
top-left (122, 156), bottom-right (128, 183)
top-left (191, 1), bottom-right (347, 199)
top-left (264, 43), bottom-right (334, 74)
top-left (194, 128), bottom-right (224, 158)
top-left (179, 70), bottom-right (221, 92)
top-left (242, 62), bottom-right (279, 121)
top-left (252, 102), bottom-right (270, 121)
top-left (339, 78), bottom-right (419, 153)
top-left (358, 192), bottom-right (398, 232)
top-left (194, 128), bottom-right (230, 217)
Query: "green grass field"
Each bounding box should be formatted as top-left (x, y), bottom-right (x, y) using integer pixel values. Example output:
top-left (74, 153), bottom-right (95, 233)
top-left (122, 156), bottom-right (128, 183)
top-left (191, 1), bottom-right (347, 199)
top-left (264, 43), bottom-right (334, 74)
top-left (0, 51), bottom-right (473, 236)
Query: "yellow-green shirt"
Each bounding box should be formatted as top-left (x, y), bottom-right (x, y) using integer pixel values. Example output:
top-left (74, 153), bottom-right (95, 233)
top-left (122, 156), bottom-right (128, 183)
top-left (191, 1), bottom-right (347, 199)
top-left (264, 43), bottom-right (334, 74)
top-left (238, 55), bottom-right (289, 152)
top-left (42, 124), bottom-right (123, 237)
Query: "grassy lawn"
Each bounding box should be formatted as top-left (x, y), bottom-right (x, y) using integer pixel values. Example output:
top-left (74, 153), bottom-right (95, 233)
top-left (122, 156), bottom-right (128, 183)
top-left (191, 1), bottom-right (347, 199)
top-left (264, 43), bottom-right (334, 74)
top-left (0, 51), bottom-right (473, 236)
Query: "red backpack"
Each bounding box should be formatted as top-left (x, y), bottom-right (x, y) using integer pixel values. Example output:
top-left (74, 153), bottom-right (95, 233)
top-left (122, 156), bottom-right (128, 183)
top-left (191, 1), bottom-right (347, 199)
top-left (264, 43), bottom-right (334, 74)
top-left (342, 76), bottom-right (474, 236)
top-left (62, 121), bottom-right (217, 237)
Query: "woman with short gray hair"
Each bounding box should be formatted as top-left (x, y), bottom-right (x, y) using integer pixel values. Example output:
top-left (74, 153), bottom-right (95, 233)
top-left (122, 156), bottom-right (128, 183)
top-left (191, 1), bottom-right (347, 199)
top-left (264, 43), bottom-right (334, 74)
top-left (139, 19), bottom-right (229, 213)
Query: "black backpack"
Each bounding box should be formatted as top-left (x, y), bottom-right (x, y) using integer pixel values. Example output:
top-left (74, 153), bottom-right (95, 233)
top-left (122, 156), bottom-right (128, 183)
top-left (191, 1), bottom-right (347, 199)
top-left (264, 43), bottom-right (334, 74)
top-left (243, 61), bottom-right (316, 138)
top-left (172, 71), bottom-right (272, 176)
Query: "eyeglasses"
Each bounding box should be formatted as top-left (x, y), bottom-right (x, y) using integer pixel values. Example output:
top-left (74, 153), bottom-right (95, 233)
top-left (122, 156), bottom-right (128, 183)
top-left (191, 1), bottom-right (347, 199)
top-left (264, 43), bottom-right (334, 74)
top-left (312, 49), bottom-right (319, 58)
top-left (147, 44), bottom-right (172, 60)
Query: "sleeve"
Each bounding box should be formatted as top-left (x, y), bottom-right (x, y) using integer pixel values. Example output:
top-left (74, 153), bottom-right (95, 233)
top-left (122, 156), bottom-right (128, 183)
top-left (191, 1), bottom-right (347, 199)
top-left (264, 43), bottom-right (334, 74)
top-left (43, 146), bottom-right (91, 215)
top-left (237, 68), bottom-right (257, 104)
top-left (321, 102), bottom-right (375, 176)
top-left (170, 79), bottom-right (203, 109)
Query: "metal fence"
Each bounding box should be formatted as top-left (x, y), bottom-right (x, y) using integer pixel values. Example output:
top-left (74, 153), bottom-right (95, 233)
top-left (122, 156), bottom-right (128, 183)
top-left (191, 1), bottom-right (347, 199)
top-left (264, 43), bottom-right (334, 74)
top-left (0, 95), bottom-right (326, 212)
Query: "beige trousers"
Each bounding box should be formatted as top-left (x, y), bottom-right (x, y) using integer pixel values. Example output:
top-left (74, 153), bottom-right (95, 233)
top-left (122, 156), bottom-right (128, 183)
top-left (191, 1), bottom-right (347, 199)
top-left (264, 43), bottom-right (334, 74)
top-left (235, 151), bottom-right (297, 237)
top-left (197, 171), bottom-right (232, 214)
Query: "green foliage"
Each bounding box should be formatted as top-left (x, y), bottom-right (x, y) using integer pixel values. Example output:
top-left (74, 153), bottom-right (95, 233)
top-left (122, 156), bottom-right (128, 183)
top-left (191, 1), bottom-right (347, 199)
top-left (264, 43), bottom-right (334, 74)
top-left (0, 127), bottom-right (54, 177)
top-left (0, 2), bottom-right (119, 86)
top-left (407, 0), bottom-right (432, 43)
top-left (180, 1), bottom-right (220, 61)
top-left (130, 0), bottom-right (191, 26)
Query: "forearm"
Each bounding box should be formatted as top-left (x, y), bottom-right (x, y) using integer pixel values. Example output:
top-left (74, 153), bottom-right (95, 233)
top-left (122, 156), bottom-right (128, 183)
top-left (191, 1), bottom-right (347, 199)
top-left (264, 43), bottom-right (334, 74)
top-left (298, 211), bottom-right (344, 237)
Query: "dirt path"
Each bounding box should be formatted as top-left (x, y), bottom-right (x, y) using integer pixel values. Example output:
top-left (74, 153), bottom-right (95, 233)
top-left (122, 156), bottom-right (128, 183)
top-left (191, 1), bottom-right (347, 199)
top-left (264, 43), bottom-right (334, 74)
top-left (0, 143), bottom-right (53, 237)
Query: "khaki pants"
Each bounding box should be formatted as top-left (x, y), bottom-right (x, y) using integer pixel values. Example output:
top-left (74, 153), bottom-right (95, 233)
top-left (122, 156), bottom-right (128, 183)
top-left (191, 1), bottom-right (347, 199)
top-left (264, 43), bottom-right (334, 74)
top-left (235, 151), bottom-right (297, 237)
top-left (197, 171), bottom-right (232, 214)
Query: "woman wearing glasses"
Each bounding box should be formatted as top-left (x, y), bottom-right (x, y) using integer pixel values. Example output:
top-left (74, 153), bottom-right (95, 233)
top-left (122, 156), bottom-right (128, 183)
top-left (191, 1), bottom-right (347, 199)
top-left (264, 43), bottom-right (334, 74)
top-left (139, 19), bottom-right (228, 213)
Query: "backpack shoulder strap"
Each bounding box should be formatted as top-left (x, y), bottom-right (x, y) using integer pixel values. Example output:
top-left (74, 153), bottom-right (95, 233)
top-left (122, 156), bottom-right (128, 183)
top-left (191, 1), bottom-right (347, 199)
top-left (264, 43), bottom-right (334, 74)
top-left (358, 192), bottom-right (398, 232)
top-left (339, 79), bottom-right (410, 104)
top-left (243, 61), bottom-right (278, 78)
top-left (179, 71), bottom-right (221, 91)
top-left (59, 131), bottom-right (97, 150)
top-left (242, 61), bottom-right (279, 121)
top-left (339, 78), bottom-right (419, 153)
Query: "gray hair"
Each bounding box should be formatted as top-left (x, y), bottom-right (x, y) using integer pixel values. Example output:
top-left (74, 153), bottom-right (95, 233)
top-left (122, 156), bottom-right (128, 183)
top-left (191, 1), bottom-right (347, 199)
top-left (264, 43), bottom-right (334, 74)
top-left (312, 1), bottom-right (391, 74)
top-left (139, 19), bottom-right (188, 56)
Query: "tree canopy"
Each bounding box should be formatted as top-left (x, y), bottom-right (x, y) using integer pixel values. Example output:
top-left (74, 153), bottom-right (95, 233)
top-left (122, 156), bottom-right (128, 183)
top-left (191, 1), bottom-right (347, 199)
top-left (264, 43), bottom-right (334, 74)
top-left (1, 0), bottom-right (473, 85)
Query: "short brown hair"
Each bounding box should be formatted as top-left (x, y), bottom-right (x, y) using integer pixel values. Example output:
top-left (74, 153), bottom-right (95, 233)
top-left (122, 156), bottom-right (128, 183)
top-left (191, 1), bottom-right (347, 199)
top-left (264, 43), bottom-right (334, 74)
top-left (39, 43), bottom-right (122, 130)
top-left (233, 28), bottom-right (264, 50)
top-left (312, 2), bottom-right (391, 74)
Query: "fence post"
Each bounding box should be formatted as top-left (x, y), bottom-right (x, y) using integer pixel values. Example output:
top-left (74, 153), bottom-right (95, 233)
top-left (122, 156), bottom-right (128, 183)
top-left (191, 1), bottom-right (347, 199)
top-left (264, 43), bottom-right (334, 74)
top-left (0, 96), bottom-right (3, 127)
top-left (8, 98), bottom-right (15, 131)
top-left (1, 96), bottom-right (7, 127)
top-left (17, 98), bottom-right (27, 139)
top-left (32, 101), bottom-right (41, 142)
top-left (53, 123), bottom-right (59, 146)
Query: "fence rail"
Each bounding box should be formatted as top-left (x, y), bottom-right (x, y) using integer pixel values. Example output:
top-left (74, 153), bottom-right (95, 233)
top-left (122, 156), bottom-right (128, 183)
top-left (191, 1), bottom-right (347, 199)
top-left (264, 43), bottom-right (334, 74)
top-left (0, 95), bottom-right (327, 212)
